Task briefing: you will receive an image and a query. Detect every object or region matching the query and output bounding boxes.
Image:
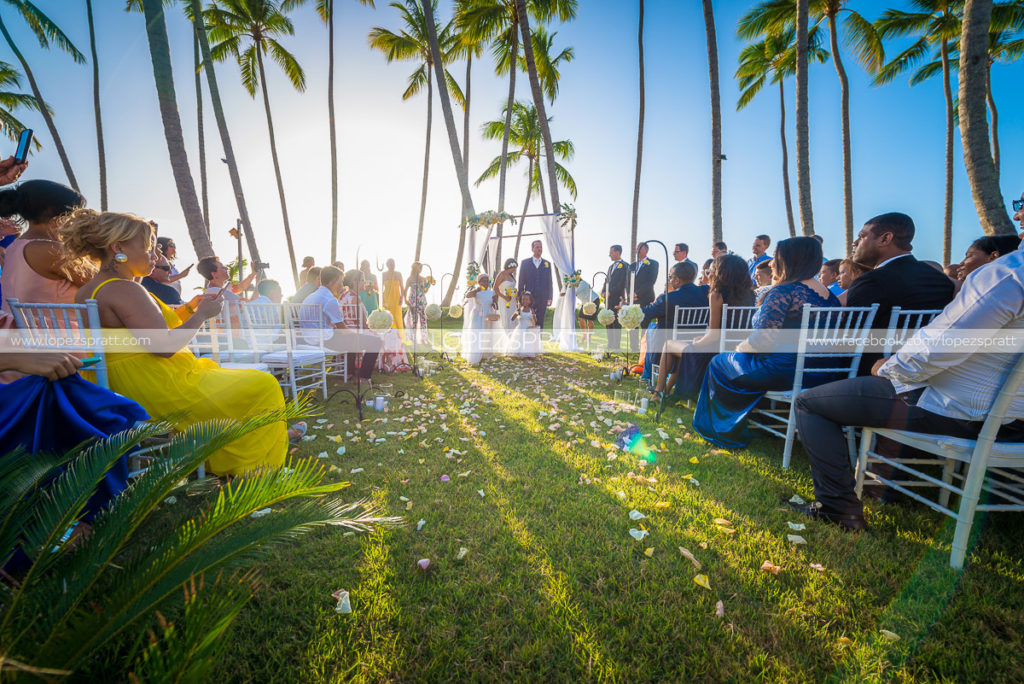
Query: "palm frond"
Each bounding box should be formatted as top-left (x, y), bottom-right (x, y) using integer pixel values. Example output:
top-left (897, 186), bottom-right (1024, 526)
top-left (15, 1), bottom-right (86, 63)
top-left (872, 36), bottom-right (930, 86)
top-left (842, 10), bottom-right (885, 71)
top-left (444, 68), bottom-right (466, 109)
top-left (266, 37), bottom-right (306, 92)
top-left (553, 160), bottom-right (577, 200)
top-left (402, 62), bottom-right (428, 99)
top-left (908, 57), bottom-right (944, 85)
top-left (874, 9), bottom-right (932, 39)
top-left (238, 45), bottom-right (259, 97)
top-left (737, 0), bottom-right (797, 40)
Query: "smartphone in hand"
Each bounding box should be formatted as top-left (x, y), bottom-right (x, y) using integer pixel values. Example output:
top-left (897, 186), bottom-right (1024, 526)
top-left (14, 129), bottom-right (32, 164)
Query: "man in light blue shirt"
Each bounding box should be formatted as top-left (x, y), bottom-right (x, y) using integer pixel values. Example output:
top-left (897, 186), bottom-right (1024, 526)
top-left (747, 234), bottom-right (771, 284)
top-left (300, 266), bottom-right (381, 380)
top-left (819, 259), bottom-right (844, 296)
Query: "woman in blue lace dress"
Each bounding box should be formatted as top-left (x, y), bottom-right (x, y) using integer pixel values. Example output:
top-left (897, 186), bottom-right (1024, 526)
top-left (693, 237), bottom-right (841, 449)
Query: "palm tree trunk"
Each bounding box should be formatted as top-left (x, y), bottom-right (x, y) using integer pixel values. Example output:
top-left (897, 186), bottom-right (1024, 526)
top-left (140, 0), bottom-right (213, 258)
top-left (494, 26), bottom-right (519, 273)
top-left (255, 48), bottom-right (299, 288)
top-left (958, 0), bottom-right (1013, 235)
top-left (795, 0), bottom-right (814, 236)
top-left (419, 0), bottom-right (476, 226)
top-left (515, 0), bottom-right (559, 212)
top-left (190, 0), bottom-right (262, 270)
top-left (513, 155), bottom-right (534, 261)
top-left (941, 39), bottom-right (954, 266)
top-left (701, 0), bottom-right (723, 244)
top-left (86, 0), bottom-right (106, 211)
top-left (827, 13), bottom-right (852, 253)
top-left (0, 15), bottom-right (78, 192)
top-left (630, 0), bottom-right (644, 262)
top-left (536, 162), bottom-right (548, 214)
top-left (193, 27), bottom-right (208, 233)
top-left (444, 53), bottom-right (473, 307)
top-left (779, 80), bottom-right (796, 237)
top-left (985, 58), bottom-right (999, 182)
top-left (414, 67), bottom-right (433, 263)
top-left (328, 0), bottom-right (339, 262)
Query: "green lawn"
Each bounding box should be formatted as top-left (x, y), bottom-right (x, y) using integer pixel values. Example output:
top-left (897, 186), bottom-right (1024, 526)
top-left (208, 352), bottom-right (1024, 682)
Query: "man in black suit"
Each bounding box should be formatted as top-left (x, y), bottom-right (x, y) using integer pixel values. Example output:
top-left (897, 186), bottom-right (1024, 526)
top-left (845, 212), bottom-right (955, 375)
top-left (605, 244), bottom-right (631, 351)
top-left (631, 242), bottom-right (660, 306)
top-left (639, 261), bottom-right (708, 383)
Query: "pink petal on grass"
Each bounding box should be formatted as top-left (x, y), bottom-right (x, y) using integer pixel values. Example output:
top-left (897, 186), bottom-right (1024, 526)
top-left (714, 600), bottom-right (725, 618)
top-left (417, 558), bottom-right (430, 570)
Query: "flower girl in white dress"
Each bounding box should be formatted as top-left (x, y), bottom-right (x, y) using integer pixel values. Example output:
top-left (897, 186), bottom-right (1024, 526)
top-left (510, 292), bottom-right (541, 358)
top-left (462, 273), bottom-right (496, 365)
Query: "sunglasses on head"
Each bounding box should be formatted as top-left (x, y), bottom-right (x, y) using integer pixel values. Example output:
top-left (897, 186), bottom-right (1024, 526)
top-left (1013, 199), bottom-right (1024, 212)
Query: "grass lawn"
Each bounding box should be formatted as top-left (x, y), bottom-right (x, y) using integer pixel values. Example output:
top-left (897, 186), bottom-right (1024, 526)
top-left (204, 350), bottom-right (1024, 682)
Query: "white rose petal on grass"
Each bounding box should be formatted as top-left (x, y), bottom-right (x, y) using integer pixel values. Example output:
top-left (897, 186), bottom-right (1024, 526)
top-left (456, 547), bottom-right (469, 560)
top-left (787, 521), bottom-right (807, 531)
top-left (628, 510), bottom-right (646, 521)
top-left (416, 519), bottom-right (426, 531)
top-left (250, 508), bottom-right (272, 518)
top-left (879, 629), bottom-right (900, 642)
top-left (628, 528), bottom-right (649, 541)
top-left (787, 534), bottom-right (807, 545)
top-left (789, 494), bottom-right (806, 505)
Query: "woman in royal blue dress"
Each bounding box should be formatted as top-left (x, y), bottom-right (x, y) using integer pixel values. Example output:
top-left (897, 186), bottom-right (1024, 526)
top-left (693, 237), bottom-right (841, 449)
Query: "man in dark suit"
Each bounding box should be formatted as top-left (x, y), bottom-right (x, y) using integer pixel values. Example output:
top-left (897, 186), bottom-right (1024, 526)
top-left (517, 239), bottom-right (554, 330)
top-left (605, 244), bottom-right (631, 351)
top-left (631, 242), bottom-right (660, 306)
top-left (845, 212), bottom-right (955, 375)
top-left (640, 261), bottom-right (709, 383)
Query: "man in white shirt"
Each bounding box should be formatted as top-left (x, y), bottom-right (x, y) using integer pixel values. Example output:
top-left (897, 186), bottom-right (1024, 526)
top-left (300, 266), bottom-right (381, 380)
top-left (791, 237), bottom-right (1024, 530)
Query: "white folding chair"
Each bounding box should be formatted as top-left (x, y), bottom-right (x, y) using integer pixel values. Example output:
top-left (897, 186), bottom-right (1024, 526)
top-left (747, 304), bottom-right (878, 468)
top-left (254, 302), bottom-right (328, 399)
top-left (856, 352), bottom-right (1024, 569)
top-left (719, 305), bottom-right (759, 353)
top-left (652, 306), bottom-right (710, 380)
top-left (8, 298), bottom-right (196, 477)
top-left (882, 307), bottom-right (944, 356)
top-left (8, 298), bottom-right (110, 389)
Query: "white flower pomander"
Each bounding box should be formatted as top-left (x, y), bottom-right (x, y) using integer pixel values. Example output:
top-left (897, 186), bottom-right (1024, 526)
top-left (425, 303), bottom-right (443, 321)
top-left (582, 301), bottom-right (597, 316)
top-left (448, 304), bottom-right (463, 319)
top-left (617, 304), bottom-right (644, 330)
top-left (367, 309), bottom-right (394, 332)
top-left (596, 308), bottom-right (616, 327)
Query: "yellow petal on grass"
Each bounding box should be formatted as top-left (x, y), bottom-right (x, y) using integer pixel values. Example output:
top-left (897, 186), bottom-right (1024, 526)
top-left (713, 518), bottom-right (732, 526)
top-left (644, 547), bottom-right (655, 557)
top-left (693, 574), bottom-right (711, 590)
top-left (716, 526), bottom-right (736, 535)
top-left (689, 456), bottom-right (700, 464)
top-left (654, 501), bottom-right (671, 510)
top-left (836, 637), bottom-right (853, 647)
top-left (760, 560), bottom-right (781, 575)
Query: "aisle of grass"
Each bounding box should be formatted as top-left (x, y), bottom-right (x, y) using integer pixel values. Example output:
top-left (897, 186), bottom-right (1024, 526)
top-left (213, 352), bottom-right (1024, 682)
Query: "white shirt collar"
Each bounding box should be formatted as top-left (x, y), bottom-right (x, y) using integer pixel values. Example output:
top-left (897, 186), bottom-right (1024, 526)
top-left (875, 252), bottom-right (912, 269)
top-left (532, 256), bottom-right (541, 266)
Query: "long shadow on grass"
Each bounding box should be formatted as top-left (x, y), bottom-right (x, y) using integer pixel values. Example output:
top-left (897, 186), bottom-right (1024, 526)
top-left (470, 354), bottom-right (1012, 679)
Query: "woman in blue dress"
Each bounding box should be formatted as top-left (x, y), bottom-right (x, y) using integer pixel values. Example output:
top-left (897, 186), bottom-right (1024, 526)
top-left (693, 237), bottom-right (841, 449)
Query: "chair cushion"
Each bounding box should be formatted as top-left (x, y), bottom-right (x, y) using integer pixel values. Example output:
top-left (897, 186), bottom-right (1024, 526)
top-left (261, 350), bottom-right (325, 366)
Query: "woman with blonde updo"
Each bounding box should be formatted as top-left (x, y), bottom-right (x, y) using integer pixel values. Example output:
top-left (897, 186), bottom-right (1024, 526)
top-left (66, 209), bottom-right (300, 476)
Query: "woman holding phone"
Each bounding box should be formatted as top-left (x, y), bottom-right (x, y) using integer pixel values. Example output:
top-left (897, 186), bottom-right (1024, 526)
top-left (65, 209), bottom-right (303, 476)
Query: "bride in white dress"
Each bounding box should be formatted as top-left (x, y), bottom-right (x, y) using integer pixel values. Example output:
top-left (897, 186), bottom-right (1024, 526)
top-left (462, 273), bottom-right (497, 365)
top-left (493, 259), bottom-right (518, 355)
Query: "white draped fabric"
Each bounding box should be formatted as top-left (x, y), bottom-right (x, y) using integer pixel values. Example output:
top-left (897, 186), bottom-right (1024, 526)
top-left (542, 214), bottom-right (578, 351)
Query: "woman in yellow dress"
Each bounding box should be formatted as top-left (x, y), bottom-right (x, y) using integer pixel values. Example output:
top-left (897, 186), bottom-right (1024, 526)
top-left (381, 258), bottom-right (405, 335)
top-left (64, 210), bottom-right (301, 476)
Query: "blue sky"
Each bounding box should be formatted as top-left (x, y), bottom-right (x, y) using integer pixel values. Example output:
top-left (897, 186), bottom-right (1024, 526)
top-left (5, 0), bottom-right (1021, 294)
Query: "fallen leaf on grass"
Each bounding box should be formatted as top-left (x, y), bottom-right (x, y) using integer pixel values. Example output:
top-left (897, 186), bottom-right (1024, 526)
top-left (654, 501), bottom-right (670, 510)
top-left (679, 547), bottom-right (702, 570)
top-left (760, 560), bottom-right (781, 575)
top-left (693, 574), bottom-right (711, 590)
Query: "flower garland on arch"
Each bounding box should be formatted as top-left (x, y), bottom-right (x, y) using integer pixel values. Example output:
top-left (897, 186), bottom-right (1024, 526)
top-left (465, 261), bottom-right (481, 290)
top-left (466, 211), bottom-right (517, 230)
top-left (562, 269), bottom-right (582, 290)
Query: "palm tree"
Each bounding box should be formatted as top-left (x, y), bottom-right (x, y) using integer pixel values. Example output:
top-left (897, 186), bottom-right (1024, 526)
top-left (631, 0), bottom-right (644, 262)
top-left (476, 101), bottom-right (576, 259)
top-left (985, 14), bottom-right (1024, 180)
top-left (301, 0), bottom-right (376, 263)
top-left (0, 0), bottom-right (84, 191)
top-left (140, 0), bottom-right (214, 258)
top-left (187, 0), bottom-right (265, 271)
top-left (795, 0), bottom-right (813, 235)
top-left (444, 19), bottom-right (483, 307)
top-left (206, 0), bottom-right (306, 288)
top-left (85, 0), bottom-right (107, 211)
top-left (194, 22), bottom-right (208, 232)
top-left (0, 62), bottom-right (44, 152)
top-left (418, 0), bottom-right (477, 226)
top-left (741, 0), bottom-right (884, 248)
top-left (874, 1), bottom-right (962, 265)
top-left (958, 0), bottom-right (1013, 234)
top-left (736, 27), bottom-right (828, 237)
top-left (701, 0), bottom-right (724, 244)
top-left (369, 0), bottom-right (460, 263)
top-left (515, 0), bottom-right (563, 216)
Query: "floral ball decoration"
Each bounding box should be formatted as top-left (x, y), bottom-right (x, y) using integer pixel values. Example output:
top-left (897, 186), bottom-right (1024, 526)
top-left (367, 309), bottom-right (394, 332)
top-left (596, 308), bottom-right (616, 327)
top-left (582, 301), bottom-right (597, 316)
top-left (425, 303), bottom-right (443, 321)
top-left (448, 303), bottom-right (464, 319)
top-left (617, 304), bottom-right (644, 330)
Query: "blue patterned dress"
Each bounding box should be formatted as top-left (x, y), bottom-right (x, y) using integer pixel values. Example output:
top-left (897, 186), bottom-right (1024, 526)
top-left (692, 282), bottom-right (841, 448)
